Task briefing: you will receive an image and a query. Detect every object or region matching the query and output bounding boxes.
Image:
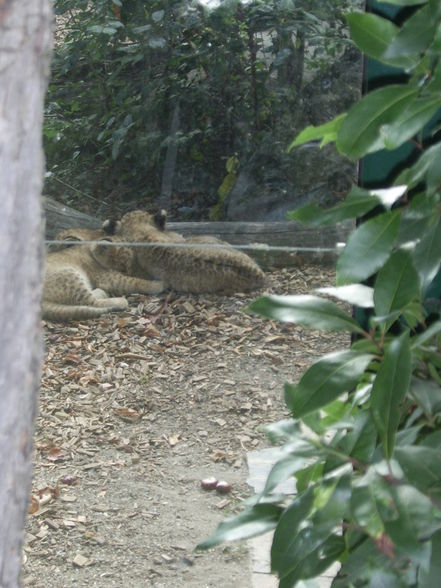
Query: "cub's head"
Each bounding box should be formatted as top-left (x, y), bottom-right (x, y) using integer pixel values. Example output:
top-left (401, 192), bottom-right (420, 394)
top-left (90, 236), bottom-right (136, 274)
top-left (102, 209), bottom-right (167, 236)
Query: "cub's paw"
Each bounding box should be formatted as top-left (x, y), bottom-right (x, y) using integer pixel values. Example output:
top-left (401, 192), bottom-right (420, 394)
top-left (92, 288), bottom-right (109, 300)
top-left (150, 280), bottom-right (165, 294)
top-left (106, 297), bottom-right (129, 311)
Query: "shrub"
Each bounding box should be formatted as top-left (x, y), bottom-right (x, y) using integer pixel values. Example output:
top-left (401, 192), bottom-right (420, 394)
top-left (198, 3), bottom-right (441, 586)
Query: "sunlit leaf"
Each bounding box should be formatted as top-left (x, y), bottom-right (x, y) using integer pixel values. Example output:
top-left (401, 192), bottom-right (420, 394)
top-left (318, 284), bottom-right (374, 308)
top-left (249, 295), bottom-right (365, 333)
top-left (337, 211), bottom-right (401, 285)
top-left (337, 85), bottom-right (419, 159)
top-left (288, 113), bottom-right (346, 150)
top-left (286, 351), bottom-right (374, 418)
top-left (196, 504), bottom-right (282, 549)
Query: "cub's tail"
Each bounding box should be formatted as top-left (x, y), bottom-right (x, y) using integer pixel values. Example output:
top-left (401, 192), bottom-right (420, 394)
top-left (42, 301), bottom-right (126, 322)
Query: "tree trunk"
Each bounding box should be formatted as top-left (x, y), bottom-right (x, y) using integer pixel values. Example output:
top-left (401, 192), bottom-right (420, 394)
top-left (0, 1), bottom-right (52, 585)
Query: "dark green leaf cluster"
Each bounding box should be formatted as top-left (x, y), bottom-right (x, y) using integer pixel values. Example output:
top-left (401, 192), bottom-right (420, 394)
top-left (198, 3), bottom-right (441, 586)
top-left (45, 0), bottom-right (355, 210)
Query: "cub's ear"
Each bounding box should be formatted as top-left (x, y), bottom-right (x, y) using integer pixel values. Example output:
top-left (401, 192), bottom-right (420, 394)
top-left (102, 219), bottom-right (121, 235)
top-left (154, 209), bottom-right (167, 231)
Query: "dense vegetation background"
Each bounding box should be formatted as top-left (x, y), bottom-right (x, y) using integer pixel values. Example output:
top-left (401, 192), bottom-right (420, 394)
top-left (44, 0), bottom-right (361, 220)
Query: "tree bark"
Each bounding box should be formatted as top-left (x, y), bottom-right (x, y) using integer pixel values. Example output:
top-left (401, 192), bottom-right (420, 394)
top-left (0, 1), bottom-right (52, 585)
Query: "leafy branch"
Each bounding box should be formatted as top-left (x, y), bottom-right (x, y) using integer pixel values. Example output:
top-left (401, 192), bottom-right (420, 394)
top-left (198, 3), bottom-right (441, 586)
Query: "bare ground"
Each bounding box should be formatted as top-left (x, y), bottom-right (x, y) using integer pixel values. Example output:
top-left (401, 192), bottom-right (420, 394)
top-left (23, 266), bottom-right (349, 588)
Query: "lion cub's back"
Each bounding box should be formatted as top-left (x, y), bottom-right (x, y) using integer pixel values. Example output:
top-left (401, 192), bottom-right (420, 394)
top-left (138, 237), bottom-right (265, 294)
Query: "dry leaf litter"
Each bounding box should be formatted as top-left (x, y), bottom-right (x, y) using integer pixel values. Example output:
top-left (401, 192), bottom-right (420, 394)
top-left (23, 266), bottom-right (349, 588)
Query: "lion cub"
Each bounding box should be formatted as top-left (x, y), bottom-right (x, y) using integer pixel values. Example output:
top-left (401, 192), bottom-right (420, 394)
top-left (101, 210), bottom-right (266, 294)
top-left (43, 238), bottom-right (163, 322)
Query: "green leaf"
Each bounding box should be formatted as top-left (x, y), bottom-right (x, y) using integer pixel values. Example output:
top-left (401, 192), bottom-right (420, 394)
top-left (346, 12), bottom-right (417, 69)
top-left (413, 215), bottom-right (441, 294)
top-left (351, 485), bottom-right (385, 537)
top-left (318, 284), bottom-right (374, 308)
top-left (273, 478), bottom-right (349, 580)
top-left (313, 474), bottom-right (351, 523)
top-left (370, 332), bottom-right (412, 459)
top-left (429, 0), bottom-right (441, 19)
top-left (337, 85), bottom-right (419, 159)
top-left (261, 444), bottom-right (317, 496)
top-left (386, 485), bottom-right (440, 568)
top-left (264, 419), bottom-right (300, 444)
top-left (88, 25), bottom-right (120, 35)
top-left (412, 320), bottom-right (441, 348)
top-left (383, 5), bottom-right (437, 60)
top-left (279, 536), bottom-right (344, 588)
top-left (409, 377), bottom-right (441, 417)
top-left (395, 446), bottom-right (441, 495)
top-left (286, 351), bottom-right (374, 418)
top-left (288, 185), bottom-right (406, 226)
top-left (288, 188), bottom-right (378, 226)
top-left (397, 196), bottom-right (435, 245)
top-left (397, 143), bottom-right (441, 194)
top-left (336, 411), bottom-right (378, 463)
top-left (196, 504), bottom-right (282, 549)
top-left (248, 295), bottom-right (365, 333)
top-left (295, 462), bottom-right (324, 494)
top-left (152, 10), bottom-right (164, 22)
top-left (422, 430), bottom-right (441, 449)
top-left (374, 249), bottom-right (421, 315)
top-left (367, 570), bottom-right (408, 587)
top-left (271, 490), bottom-right (315, 575)
top-left (333, 536), bottom-right (392, 588)
top-left (337, 211), bottom-right (401, 285)
top-left (381, 95), bottom-right (441, 150)
top-left (418, 530), bottom-right (441, 587)
top-left (287, 113), bottom-right (346, 150)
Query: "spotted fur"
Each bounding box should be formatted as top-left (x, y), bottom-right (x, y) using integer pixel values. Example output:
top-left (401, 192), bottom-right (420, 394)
top-left (43, 239), bottom-right (163, 322)
top-left (101, 210), bottom-right (266, 294)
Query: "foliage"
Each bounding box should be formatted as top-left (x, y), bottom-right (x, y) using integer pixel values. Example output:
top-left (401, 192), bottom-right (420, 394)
top-left (44, 0), bottom-right (355, 212)
top-left (198, 2), bottom-right (441, 586)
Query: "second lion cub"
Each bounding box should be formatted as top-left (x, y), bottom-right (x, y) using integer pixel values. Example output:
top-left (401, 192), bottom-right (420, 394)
top-left (101, 210), bottom-right (266, 294)
top-left (43, 238), bottom-right (164, 322)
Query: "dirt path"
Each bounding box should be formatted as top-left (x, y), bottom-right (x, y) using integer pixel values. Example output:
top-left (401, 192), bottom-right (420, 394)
top-left (23, 266), bottom-right (348, 588)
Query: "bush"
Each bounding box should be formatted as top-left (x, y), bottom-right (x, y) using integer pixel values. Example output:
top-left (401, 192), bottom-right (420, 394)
top-left (45, 0), bottom-right (356, 214)
top-left (198, 3), bottom-right (441, 586)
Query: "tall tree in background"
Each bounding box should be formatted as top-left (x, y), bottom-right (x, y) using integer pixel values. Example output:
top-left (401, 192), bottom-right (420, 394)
top-left (0, 1), bottom-right (52, 585)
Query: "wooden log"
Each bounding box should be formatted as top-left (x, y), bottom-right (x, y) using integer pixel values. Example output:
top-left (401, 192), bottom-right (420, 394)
top-left (167, 220), bottom-right (352, 267)
top-left (44, 196), bottom-right (102, 239)
top-left (43, 197), bottom-right (353, 268)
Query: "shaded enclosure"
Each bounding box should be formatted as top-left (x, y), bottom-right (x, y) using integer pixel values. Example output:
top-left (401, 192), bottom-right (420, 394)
top-left (45, 0), bottom-right (363, 221)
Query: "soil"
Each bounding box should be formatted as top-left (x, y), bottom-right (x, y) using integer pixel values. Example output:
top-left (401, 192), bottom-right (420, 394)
top-left (23, 266), bottom-right (349, 588)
